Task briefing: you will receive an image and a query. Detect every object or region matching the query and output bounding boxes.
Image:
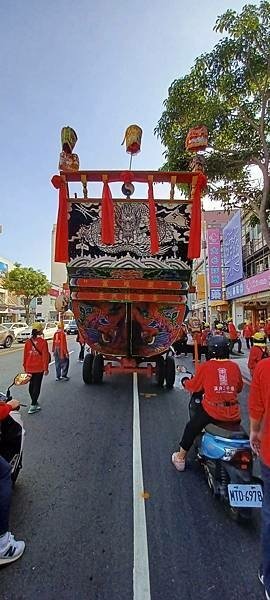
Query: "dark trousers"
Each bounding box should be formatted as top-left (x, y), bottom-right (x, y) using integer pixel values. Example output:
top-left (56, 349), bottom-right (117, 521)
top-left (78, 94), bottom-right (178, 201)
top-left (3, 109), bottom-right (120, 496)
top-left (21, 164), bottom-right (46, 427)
top-left (192, 345), bottom-right (202, 361)
top-left (29, 372), bottom-right (44, 406)
top-left (78, 343), bottom-right (85, 361)
top-left (229, 338), bottom-right (242, 353)
top-left (245, 337), bottom-right (253, 349)
top-left (0, 456), bottom-right (12, 536)
top-left (261, 462), bottom-right (270, 596)
top-left (180, 402), bottom-right (215, 451)
top-left (55, 351), bottom-right (69, 378)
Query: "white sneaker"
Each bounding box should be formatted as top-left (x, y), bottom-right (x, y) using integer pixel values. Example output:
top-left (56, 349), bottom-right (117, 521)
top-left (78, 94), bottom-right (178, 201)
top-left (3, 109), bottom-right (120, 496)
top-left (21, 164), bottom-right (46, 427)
top-left (0, 533), bottom-right (25, 565)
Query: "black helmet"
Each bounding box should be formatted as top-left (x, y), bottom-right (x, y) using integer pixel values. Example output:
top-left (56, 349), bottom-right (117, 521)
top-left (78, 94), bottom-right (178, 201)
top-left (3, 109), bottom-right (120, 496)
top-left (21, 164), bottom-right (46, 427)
top-left (207, 335), bottom-right (230, 359)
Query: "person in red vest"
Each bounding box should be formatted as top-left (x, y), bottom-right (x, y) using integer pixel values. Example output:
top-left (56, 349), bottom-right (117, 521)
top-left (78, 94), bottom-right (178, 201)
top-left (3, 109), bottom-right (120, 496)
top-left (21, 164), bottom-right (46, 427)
top-left (265, 318), bottom-right (270, 342)
top-left (52, 322), bottom-right (70, 381)
top-left (0, 399), bottom-right (25, 565)
top-left (248, 358), bottom-right (270, 599)
top-left (228, 318), bottom-right (244, 355)
top-left (248, 332), bottom-right (268, 378)
top-left (172, 336), bottom-right (243, 471)
top-left (243, 320), bottom-right (254, 349)
top-left (23, 322), bottom-right (50, 414)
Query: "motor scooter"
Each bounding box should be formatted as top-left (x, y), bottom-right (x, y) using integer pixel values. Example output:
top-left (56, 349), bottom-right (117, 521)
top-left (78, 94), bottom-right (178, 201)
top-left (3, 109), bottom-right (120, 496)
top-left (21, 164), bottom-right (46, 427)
top-left (0, 373), bottom-right (30, 484)
top-left (178, 370), bottom-right (263, 522)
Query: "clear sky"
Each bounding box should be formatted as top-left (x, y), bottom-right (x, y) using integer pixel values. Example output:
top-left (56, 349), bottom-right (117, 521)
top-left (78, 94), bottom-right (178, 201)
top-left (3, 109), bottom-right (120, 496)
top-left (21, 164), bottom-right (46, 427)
top-left (0, 0), bottom-right (254, 278)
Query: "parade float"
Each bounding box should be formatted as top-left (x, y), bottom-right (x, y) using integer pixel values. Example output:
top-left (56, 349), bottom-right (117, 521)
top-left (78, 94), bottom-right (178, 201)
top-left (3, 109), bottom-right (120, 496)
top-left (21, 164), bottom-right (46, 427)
top-left (51, 125), bottom-right (207, 387)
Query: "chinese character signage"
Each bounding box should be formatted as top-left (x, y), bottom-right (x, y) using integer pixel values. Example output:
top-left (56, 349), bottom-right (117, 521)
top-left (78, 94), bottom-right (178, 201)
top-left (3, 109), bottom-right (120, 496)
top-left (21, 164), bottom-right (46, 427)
top-left (223, 211), bottom-right (243, 286)
top-left (207, 228), bottom-right (222, 301)
top-left (226, 269), bottom-right (270, 299)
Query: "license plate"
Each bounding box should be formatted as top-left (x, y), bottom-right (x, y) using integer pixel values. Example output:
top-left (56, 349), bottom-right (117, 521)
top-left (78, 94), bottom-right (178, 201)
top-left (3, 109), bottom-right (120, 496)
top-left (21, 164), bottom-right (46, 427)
top-left (228, 484), bottom-right (263, 507)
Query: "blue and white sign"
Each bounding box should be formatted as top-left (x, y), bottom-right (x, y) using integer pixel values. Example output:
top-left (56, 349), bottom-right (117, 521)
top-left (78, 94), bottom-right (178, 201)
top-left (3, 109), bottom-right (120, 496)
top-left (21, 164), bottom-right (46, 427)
top-left (223, 211), bottom-right (243, 286)
top-left (210, 289), bottom-right (223, 301)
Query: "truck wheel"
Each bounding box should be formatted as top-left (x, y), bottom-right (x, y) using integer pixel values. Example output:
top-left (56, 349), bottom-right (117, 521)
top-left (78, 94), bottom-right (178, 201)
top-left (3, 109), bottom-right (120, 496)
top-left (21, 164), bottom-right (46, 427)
top-left (92, 354), bottom-right (104, 383)
top-left (165, 356), bottom-right (175, 389)
top-left (155, 356), bottom-right (165, 387)
top-left (83, 353), bottom-right (94, 384)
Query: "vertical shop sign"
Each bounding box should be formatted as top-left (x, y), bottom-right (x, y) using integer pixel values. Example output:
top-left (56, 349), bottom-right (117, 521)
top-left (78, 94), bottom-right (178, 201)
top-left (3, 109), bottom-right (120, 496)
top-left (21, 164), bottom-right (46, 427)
top-left (207, 228), bottom-right (222, 301)
top-left (223, 210), bottom-right (243, 286)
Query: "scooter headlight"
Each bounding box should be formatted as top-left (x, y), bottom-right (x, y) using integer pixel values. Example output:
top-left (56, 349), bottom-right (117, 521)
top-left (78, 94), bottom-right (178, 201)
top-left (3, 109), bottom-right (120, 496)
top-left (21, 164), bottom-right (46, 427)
top-left (222, 448), bottom-right (238, 461)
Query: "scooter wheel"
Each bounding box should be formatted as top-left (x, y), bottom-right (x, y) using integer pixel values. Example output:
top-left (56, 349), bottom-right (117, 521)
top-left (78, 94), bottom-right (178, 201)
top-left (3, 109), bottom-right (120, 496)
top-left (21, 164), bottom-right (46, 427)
top-left (11, 453), bottom-right (23, 486)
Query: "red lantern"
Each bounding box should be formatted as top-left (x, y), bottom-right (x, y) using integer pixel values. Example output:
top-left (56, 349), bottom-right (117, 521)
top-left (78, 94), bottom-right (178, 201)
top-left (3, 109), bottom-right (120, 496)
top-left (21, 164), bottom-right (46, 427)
top-left (185, 125), bottom-right (208, 152)
top-left (122, 124), bottom-right (142, 155)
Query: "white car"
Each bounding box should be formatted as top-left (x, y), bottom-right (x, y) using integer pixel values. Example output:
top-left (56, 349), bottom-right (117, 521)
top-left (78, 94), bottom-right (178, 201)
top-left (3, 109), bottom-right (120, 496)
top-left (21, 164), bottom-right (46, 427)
top-left (3, 322), bottom-right (28, 339)
top-left (17, 322), bottom-right (58, 342)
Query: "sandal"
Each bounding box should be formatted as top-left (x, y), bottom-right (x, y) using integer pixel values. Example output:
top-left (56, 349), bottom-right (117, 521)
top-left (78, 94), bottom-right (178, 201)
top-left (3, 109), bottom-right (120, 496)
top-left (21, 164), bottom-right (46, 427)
top-left (171, 453), bottom-right (186, 471)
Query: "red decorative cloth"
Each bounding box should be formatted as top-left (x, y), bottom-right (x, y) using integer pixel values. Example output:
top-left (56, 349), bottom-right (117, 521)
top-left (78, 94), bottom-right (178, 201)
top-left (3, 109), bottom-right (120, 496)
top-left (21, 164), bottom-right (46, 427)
top-left (148, 181), bottom-right (159, 254)
top-left (101, 181), bottom-right (115, 245)
top-left (51, 175), bottom-right (69, 263)
top-left (188, 173), bottom-right (207, 259)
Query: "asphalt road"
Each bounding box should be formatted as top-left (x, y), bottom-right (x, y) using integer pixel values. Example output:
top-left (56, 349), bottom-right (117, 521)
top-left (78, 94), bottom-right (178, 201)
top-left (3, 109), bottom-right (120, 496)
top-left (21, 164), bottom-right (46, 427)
top-left (0, 341), bottom-right (263, 600)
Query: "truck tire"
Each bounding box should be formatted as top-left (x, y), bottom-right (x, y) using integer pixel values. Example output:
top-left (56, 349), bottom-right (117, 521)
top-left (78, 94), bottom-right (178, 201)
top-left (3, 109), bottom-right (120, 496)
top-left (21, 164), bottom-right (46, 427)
top-left (165, 356), bottom-right (175, 389)
top-left (155, 356), bottom-right (165, 387)
top-left (83, 353), bottom-right (94, 384)
top-left (92, 354), bottom-right (104, 383)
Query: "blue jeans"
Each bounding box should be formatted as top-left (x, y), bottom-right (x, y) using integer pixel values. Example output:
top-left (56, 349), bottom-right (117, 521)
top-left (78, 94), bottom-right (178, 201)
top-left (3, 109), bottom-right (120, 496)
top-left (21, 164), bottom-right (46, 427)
top-left (0, 456), bottom-right (12, 535)
top-left (54, 351), bottom-right (69, 379)
top-left (261, 462), bottom-right (270, 595)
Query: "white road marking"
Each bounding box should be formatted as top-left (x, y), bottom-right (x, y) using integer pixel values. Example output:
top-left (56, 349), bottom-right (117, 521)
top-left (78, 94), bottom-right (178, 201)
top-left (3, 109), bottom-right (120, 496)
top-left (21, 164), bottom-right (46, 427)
top-left (133, 373), bottom-right (151, 600)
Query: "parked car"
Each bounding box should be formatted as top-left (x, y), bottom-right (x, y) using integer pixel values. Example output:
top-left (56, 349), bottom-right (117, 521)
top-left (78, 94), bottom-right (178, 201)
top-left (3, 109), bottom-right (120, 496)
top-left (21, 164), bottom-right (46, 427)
top-left (0, 325), bottom-right (15, 348)
top-left (65, 320), bottom-right (78, 335)
top-left (2, 322), bottom-right (28, 339)
top-left (17, 322), bottom-right (58, 342)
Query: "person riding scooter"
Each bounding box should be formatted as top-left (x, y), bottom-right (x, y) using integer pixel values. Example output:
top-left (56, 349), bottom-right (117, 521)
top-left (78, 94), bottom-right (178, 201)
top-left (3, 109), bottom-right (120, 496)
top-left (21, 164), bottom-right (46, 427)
top-left (172, 336), bottom-right (243, 471)
top-left (0, 399), bottom-right (25, 565)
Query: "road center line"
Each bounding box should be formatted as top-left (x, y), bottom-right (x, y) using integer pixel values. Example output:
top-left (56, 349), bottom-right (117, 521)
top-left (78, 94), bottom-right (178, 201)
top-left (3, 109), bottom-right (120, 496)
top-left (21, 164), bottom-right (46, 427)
top-left (133, 373), bottom-right (151, 600)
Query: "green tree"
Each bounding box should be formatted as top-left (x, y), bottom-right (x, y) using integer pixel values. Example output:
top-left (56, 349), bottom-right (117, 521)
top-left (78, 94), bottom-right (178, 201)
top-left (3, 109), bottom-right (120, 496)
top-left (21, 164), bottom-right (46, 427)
top-left (155, 1), bottom-right (270, 246)
top-left (3, 264), bottom-right (50, 324)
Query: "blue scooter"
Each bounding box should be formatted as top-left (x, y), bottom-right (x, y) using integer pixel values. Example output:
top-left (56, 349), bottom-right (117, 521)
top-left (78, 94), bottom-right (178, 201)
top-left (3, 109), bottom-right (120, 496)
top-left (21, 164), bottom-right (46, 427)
top-left (178, 370), bottom-right (263, 522)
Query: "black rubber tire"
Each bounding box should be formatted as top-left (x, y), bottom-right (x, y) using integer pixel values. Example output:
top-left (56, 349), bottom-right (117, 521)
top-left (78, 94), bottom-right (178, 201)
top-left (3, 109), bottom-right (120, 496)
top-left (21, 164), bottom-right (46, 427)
top-left (83, 353), bottom-right (94, 384)
top-left (92, 354), bottom-right (104, 383)
top-left (165, 356), bottom-right (175, 389)
top-left (155, 356), bottom-right (165, 387)
top-left (4, 336), bottom-right (13, 349)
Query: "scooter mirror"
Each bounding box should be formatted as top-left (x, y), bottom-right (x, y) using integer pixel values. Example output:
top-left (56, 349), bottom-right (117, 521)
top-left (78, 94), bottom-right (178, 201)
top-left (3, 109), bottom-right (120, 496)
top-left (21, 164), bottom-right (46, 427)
top-left (14, 373), bottom-right (31, 386)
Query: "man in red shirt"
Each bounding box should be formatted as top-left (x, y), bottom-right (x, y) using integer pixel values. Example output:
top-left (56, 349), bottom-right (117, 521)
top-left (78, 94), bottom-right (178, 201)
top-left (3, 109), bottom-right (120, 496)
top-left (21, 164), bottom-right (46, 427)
top-left (243, 320), bottom-right (254, 349)
top-left (52, 322), bottom-right (70, 381)
top-left (248, 359), bottom-right (270, 599)
top-left (0, 399), bottom-right (25, 565)
top-left (248, 332), bottom-right (268, 378)
top-left (228, 318), bottom-right (244, 355)
top-left (172, 336), bottom-right (243, 471)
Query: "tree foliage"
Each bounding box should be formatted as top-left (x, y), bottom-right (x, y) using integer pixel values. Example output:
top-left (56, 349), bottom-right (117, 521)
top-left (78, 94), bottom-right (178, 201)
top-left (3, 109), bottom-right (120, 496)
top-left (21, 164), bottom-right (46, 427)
top-left (155, 1), bottom-right (270, 246)
top-left (3, 264), bottom-right (50, 323)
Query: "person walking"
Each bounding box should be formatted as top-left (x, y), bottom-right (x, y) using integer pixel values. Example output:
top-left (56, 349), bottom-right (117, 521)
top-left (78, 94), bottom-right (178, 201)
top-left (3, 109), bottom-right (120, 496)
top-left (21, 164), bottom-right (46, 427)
top-left (52, 322), bottom-right (70, 381)
top-left (243, 320), bottom-right (254, 350)
top-left (248, 332), bottom-right (268, 378)
top-left (248, 358), bottom-right (270, 599)
top-left (76, 331), bottom-right (85, 362)
top-left (0, 398), bottom-right (25, 565)
top-left (264, 318), bottom-right (270, 343)
top-left (23, 322), bottom-right (50, 414)
top-left (228, 318), bottom-right (244, 355)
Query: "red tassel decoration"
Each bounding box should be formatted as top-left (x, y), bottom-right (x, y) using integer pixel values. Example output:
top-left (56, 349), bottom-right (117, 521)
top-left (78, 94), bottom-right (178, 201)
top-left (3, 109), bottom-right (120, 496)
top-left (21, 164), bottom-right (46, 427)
top-left (101, 180), bottom-right (115, 245)
top-left (148, 180), bottom-right (159, 254)
top-left (51, 175), bottom-right (69, 263)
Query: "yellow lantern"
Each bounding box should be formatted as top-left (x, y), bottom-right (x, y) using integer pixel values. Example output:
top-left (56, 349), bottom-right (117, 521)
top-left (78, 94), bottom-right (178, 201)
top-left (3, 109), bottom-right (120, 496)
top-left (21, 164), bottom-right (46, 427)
top-left (122, 124), bottom-right (142, 155)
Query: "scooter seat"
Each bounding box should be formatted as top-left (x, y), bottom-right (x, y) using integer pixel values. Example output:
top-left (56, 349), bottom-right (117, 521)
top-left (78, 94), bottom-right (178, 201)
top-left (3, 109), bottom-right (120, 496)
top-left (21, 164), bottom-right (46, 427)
top-left (205, 422), bottom-right (249, 440)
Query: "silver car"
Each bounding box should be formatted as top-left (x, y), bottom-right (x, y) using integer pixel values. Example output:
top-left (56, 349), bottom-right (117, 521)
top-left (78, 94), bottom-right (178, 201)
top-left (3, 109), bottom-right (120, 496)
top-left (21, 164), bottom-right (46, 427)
top-left (0, 325), bottom-right (15, 348)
